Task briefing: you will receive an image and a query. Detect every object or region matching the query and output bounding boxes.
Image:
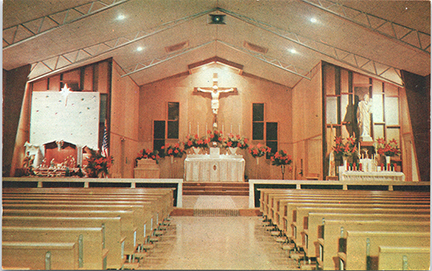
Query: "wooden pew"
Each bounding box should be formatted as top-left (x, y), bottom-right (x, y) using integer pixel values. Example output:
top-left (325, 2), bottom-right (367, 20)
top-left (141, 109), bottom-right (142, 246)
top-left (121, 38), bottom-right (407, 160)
top-left (3, 226), bottom-right (108, 270)
top-left (339, 231), bottom-right (430, 270)
top-left (2, 209), bottom-right (138, 256)
top-left (3, 202), bottom-right (152, 244)
top-left (260, 189), bottom-right (429, 224)
top-left (270, 192), bottom-right (429, 223)
top-left (378, 246), bottom-right (430, 271)
top-left (3, 187), bottom-right (175, 220)
top-left (283, 203), bottom-right (429, 240)
top-left (2, 216), bottom-right (124, 270)
top-left (2, 241), bottom-right (79, 270)
top-left (259, 189), bottom-right (430, 216)
top-left (3, 189), bottom-right (174, 227)
top-left (317, 220), bottom-right (430, 270)
top-left (304, 212), bottom-right (430, 259)
top-left (277, 198), bottom-right (429, 233)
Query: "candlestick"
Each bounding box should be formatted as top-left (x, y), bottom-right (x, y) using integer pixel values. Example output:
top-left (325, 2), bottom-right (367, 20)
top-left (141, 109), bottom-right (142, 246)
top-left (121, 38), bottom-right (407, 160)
top-left (230, 124), bottom-right (232, 134)
top-left (205, 124), bottom-right (208, 133)
top-left (238, 124), bottom-right (241, 135)
top-left (189, 122), bottom-right (191, 134)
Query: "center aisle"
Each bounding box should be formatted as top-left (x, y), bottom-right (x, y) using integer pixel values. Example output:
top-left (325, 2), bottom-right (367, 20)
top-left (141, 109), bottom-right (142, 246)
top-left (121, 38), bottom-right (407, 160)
top-left (138, 216), bottom-right (300, 270)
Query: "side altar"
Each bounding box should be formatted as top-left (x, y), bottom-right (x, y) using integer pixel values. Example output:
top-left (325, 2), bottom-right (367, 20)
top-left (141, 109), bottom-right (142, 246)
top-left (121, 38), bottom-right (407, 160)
top-left (184, 148), bottom-right (245, 182)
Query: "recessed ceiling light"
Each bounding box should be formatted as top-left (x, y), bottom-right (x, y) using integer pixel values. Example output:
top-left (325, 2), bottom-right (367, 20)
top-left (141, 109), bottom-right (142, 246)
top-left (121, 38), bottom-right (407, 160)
top-left (117, 14), bottom-right (126, 20)
top-left (310, 17), bottom-right (318, 23)
top-left (289, 48), bottom-right (297, 54)
top-left (136, 46), bottom-right (144, 52)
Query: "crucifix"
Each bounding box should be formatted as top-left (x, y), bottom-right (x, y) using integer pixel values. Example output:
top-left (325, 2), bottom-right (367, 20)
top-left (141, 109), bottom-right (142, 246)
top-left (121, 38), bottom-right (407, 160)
top-left (195, 73), bottom-right (237, 129)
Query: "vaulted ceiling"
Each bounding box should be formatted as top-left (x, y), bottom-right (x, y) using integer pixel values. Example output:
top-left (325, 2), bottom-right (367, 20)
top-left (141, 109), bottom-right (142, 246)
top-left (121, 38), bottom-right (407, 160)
top-left (3, 0), bottom-right (430, 88)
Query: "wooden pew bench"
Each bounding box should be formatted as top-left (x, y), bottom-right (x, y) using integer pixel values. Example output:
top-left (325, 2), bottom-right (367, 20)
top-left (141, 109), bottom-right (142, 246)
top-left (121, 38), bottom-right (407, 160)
top-left (277, 198), bottom-right (429, 235)
top-left (317, 220), bottom-right (430, 270)
top-left (2, 209), bottom-right (138, 257)
top-left (260, 189), bottom-right (429, 225)
top-left (259, 189), bottom-right (430, 218)
top-left (378, 246), bottom-right (430, 271)
top-left (2, 216), bottom-right (124, 270)
top-left (303, 212), bottom-right (430, 260)
top-left (2, 241), bottom-right (79, 270)
top-left (3, 189), bottom-right (174, 228)
top-left (3, 226), bottom-right (108, 270)
top-left (3, 202), bottom-right (152, 245)
top-left (3, 187), bottom-right (175, 222)
top-left (283, 203), bottom-right (429, 241)
top-left (339, 231), bottom-right (430, 270)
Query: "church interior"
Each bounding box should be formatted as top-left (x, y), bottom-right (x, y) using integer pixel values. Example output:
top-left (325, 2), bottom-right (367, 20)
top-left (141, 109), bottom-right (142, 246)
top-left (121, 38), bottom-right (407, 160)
top-left (2, 0), bottom-right (431, 270)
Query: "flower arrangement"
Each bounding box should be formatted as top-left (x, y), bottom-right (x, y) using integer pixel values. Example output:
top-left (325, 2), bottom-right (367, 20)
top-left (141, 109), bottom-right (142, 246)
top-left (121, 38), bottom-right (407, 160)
top-left (161, 143), bottom-right (185, 158)
top-left (184, 134), bottom-right (210, 149)
top-left (270, 150), bottom-right (292, 166)
top-left (248, 143), bottom-right (271, 158)
top-left (332, 136), bottom-right (357, 157)
top-left (85, 148), bottom-right (114, 178)
top-left (207, 129), bottom-right (224, 144)
top-left (225, 133), bottom-right (249, 149)
top-left (375, 138), bottom-right (400, 157)
top-left (136, 148), bottom-right (160, 164)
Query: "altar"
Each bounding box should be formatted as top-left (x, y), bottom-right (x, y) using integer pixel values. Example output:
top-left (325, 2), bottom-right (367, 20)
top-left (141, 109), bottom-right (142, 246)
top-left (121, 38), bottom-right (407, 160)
top-left (184, 149), bottom-right (245, 182)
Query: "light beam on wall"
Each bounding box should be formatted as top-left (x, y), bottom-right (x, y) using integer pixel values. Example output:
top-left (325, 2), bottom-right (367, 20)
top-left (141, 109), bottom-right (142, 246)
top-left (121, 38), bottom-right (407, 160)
top-left (188, 56), bottom-right (243, 74)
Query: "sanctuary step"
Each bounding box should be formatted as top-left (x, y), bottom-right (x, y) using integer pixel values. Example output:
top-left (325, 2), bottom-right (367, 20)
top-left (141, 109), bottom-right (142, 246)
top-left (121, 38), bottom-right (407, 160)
top-left (183, 182), bottom-right (249, 196)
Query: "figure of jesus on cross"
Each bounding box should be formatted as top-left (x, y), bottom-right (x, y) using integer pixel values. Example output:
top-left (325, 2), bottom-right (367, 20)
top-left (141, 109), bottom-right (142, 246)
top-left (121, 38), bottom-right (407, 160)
top-left (196, 73), bottom-right (237, 128)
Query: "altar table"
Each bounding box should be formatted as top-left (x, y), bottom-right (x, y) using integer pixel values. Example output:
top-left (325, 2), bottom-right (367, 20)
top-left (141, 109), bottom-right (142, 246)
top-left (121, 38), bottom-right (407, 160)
top-left (341, 171), bottom-right (405, 181)
top-left (184, 154), bottom-right (245, 182)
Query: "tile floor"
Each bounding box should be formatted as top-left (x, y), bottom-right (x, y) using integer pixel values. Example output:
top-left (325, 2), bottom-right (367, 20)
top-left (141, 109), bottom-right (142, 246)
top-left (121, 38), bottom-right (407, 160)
top-left (137, 196), bottom-right (300, 270)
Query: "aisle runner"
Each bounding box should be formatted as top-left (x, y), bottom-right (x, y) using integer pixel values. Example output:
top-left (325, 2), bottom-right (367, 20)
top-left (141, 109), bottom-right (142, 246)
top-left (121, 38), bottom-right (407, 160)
top-left (193, 196), bottom-right (239, 216)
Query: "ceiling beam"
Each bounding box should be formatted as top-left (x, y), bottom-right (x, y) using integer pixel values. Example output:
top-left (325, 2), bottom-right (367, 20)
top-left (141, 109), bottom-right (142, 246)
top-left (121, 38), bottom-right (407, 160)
top-left (217, 40), bottom-right (311, 80)
top-left (300, 0), bottom-right (431, 54)
top-left (27, 8), bottom-right (216, 82)
top-left (219, 7), bottom-right (403, 86)
top-left (121, 40), bottom-right (216, 77)
top-left (3, 0), bottom-right (131, 50)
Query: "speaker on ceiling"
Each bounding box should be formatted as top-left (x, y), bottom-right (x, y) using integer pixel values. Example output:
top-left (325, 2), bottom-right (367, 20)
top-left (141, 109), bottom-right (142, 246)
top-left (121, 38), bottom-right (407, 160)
top-left (209, 14), bottom-right (226, 24)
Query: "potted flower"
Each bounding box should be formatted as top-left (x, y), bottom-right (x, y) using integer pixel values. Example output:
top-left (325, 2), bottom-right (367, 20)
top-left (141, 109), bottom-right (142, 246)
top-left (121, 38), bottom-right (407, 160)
top-left (136, 148), bottom-right (160, 165)
top-left (248, 143), bottom-right (271, 165)
top-left (207, 129), bottom-right (225, 147)
top-left (270, 150), bottom-right (292, 179)
top-left (161, 143), bottom-right (185, 163)
top-left (85, 148), bottom-right (114, 178)
top-left (184, 134), bottom-right (210, 154)
top-left (225, 133), bottom-right (249, 154)
top-left (375, 138), bottom-right (400, 168)
top-left (332, 136), bottom-right (357, 169)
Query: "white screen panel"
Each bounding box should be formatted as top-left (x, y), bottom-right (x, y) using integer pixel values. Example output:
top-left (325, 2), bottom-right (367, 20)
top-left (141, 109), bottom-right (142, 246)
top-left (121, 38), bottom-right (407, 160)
top-left (30, 91), bottom-right (100, 149)
top-left (372, 94), bottom-right (383, 123)
top-left (385, 97), bottom-right (399, 125)
top-left (326, 97), bottom-right (338, 124)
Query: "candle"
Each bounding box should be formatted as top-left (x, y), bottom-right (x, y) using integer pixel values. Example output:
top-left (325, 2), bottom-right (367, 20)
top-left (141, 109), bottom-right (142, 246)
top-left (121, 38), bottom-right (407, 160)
top-left (239, 124), bottom-right (241, 135)
top-left (205, 124), bottom-right (208, 133)
top-left (189, 122), bottom-right (191, 134)
top-left (230, 124), bottom-right (232, 134)
top-left (197, 123), bottom-right (199, 136)
top-left (222, 124), bottom-right (224, 135)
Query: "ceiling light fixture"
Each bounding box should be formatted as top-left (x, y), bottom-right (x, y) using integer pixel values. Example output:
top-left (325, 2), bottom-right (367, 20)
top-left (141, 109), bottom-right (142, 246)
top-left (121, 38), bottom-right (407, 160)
top-left (136, 46), bottom-right (144, 52)
top-left (310, 17), bottom-right (317, 23)
top-left (289, 48), bottom-right (297, 54)
top-left (117, 14), bottom-right (126, 20)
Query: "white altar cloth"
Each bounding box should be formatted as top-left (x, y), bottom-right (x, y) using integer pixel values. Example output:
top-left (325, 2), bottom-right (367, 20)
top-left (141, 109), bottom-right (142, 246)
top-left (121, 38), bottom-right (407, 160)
top-left (341, 171), bottom-right (405, 181)
top-left (184, 154), bottom-right (245, 182)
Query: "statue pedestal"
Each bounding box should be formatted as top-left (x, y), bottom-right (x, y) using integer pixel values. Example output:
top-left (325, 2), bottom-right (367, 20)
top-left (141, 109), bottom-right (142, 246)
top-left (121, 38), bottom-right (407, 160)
top-left (134, 159), bottom-right (160, 178)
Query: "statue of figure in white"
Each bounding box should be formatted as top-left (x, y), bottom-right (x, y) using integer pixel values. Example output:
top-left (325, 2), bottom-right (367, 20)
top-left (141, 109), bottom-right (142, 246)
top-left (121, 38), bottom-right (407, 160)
top-left (197, 73), bottom-right (235, 115)
top-left (357, 94), bottom-right (373, 142)
top-left (196, 73), bottom-right (236, 128)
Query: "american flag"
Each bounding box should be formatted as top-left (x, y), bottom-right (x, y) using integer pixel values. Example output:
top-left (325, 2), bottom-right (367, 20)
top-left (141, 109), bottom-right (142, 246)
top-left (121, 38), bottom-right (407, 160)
top-left (101, 124), bottom-right (109, 157)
